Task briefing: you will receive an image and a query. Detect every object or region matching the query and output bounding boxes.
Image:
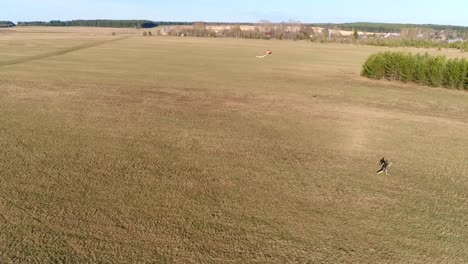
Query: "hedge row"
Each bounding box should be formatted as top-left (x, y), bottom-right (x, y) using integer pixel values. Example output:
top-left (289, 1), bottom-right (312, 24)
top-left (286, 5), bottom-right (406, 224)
top-left (362, 52), bottom-right (468, 89)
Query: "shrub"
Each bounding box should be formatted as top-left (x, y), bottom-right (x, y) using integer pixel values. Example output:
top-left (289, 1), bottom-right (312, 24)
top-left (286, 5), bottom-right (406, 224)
top-left (361, 53), bottom-right (386, 79)
top-left (426, 55), bottom-right (446, 87)
top-left (399, 53), bottom-right (415, 82)
top-left (413, 53), bottom-right (430, 85)
top-left (464, 59), bottom-right (468, 90)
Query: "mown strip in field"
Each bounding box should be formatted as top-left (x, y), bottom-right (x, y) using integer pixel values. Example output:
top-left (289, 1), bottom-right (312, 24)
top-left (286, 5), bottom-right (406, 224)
top-left (0, 36), bottom-right (129, 67)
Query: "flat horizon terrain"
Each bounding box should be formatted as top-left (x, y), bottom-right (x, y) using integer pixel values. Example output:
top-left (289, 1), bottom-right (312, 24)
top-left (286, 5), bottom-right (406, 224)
top-left (0, 28), bottom-right (467, 263)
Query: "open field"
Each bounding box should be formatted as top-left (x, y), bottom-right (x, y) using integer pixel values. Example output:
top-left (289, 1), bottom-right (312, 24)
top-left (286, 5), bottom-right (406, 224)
top-left (0, 28), bottom-right (467, 263)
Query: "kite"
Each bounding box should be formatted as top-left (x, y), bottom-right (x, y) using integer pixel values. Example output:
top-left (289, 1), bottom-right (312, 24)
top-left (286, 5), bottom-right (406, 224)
top-left (256, 49), bottom-right (272, 58)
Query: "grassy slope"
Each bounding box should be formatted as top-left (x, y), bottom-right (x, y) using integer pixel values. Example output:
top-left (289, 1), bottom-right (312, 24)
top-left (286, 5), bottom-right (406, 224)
top-left (0, 34), bottom-right (467, 263)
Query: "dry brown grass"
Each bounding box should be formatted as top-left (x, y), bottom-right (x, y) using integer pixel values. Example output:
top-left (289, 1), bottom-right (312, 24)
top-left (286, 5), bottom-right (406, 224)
top-left (0, 30), bottom-right (467, 263)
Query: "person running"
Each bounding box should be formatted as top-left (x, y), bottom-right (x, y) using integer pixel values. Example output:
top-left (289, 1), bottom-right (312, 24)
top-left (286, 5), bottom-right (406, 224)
top-left (377, 158), bottom-right (390, 175)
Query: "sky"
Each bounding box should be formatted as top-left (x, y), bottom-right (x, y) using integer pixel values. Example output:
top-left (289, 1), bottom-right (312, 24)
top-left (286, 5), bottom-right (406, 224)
top-left (2, 0), bottom-right (468, 26)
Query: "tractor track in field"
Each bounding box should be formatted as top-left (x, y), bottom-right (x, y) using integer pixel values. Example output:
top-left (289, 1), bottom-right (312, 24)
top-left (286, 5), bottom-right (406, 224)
top-left (0, 36), bottom-right (130, 67)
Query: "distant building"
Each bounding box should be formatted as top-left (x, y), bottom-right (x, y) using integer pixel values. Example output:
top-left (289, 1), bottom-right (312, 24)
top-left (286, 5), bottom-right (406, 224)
top-left (434, 31), bottom-right (447, 41)
top-left (383, 33), bottom-right (400, 38)
top-left (448, 37), bottom-right (464, 44)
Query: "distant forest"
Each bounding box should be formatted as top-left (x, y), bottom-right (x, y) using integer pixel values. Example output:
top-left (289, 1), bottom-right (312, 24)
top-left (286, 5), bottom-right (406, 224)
top-left (15, 20), bottom-right (162, 28)
top-left (310, 22), bottom-right (468, 33)
top-left (13, 19), bottom-right (193, 28)
top-left (0, 21), bottom-right (15, 28)
top-left (3, 20), bottom-right (468, 34)
top-left (14, 20), bottom-right (198, 28)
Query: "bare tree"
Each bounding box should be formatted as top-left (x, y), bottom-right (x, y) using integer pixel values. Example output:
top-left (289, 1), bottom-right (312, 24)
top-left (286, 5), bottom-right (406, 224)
top-left (258, 20), bottom-right (272, 34)
top-left (193, 21), bottom-right (207, 37)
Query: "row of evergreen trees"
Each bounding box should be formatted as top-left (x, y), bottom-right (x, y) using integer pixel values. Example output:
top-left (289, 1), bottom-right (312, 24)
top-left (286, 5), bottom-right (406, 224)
top-left (362, 52), bottom-right (468, 89)
top-left (0, 21), bottom-right (15, 28)
top-left (16, 20), bottom-right (159, 28)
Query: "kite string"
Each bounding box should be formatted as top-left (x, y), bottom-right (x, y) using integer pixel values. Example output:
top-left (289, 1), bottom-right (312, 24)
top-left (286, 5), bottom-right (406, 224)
top-left (256, 50), bottom-right (272, 58)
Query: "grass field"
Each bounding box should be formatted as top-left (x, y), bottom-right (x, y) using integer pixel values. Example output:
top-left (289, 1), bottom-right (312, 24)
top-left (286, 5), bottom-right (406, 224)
top-left (0, 27), bottom-right (467, 263)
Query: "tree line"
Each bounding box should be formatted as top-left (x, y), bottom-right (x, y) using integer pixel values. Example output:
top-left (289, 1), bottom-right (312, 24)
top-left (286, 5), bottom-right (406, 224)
top-left (6, 20), bottom-right (468, 52)
top-left (362, 51), bottom-right (468, 89)
top-left (16, 20), bottom-right (161, 28)
top-left (0, 21), bottom-right (15, 28)
top-left (7, 20), bottom-right (468, 34)
top-left (158, 24), bottom-right (467, 51)
top-left (12, 20), bottom-right (198, 28)
top-left (312, 22), bottom-right (468, 34)
top-left (356, 38), bottom-right (468, 52)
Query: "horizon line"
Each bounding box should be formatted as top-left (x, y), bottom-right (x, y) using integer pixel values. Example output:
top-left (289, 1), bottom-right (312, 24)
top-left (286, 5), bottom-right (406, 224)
top-left (7, 19), bottom-right (468, 28)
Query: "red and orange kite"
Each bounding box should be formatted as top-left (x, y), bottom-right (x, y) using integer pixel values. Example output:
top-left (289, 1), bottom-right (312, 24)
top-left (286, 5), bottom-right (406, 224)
top-left (256, 49), bottom-right (272, 58)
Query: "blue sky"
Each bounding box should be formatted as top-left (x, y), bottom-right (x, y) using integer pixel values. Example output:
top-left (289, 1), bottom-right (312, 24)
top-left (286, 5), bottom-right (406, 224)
top-left (2, 0), bottom-right (468, 26)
